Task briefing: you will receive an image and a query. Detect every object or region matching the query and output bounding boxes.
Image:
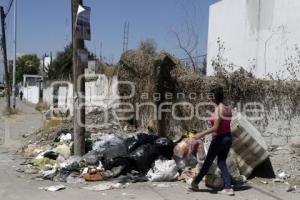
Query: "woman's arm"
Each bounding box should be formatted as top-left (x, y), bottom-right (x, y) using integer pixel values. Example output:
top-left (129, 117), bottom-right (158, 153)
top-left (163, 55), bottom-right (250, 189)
top-left (193, 104), bottom-right (223, 139)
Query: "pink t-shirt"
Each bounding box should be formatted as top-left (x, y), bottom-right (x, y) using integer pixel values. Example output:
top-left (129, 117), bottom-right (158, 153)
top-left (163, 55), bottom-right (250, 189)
top-left (209, 105), bottom-right (232, 137)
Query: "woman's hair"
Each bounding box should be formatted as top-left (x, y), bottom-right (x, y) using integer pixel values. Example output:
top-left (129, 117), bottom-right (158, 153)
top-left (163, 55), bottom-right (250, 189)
top-left (210, 86), bottom-right (224, 104)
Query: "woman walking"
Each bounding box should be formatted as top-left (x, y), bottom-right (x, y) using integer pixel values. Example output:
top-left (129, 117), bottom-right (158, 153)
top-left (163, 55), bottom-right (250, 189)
top-left (191, 87), bottom-right (234, 196)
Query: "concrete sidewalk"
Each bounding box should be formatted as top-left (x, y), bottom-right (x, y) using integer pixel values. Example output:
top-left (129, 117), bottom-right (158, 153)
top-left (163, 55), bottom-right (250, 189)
top-left (0, 98), bottom-right (44, 149)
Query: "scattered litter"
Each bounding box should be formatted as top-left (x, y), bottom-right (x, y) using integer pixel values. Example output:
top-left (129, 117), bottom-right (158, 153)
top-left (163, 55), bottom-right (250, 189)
top-left (83, 182), bottom-right (127, 191)
top-left (285, 183), bottom-right (297, 192)
top-left (173, 138), bottom-right (204, 159)
top-left (53, 144), bottom-right (71, 159)
top-left (186, 178), bottom-right (193, 185)
top-left (41, 166), bottom-right (58, 179)
top-left (178, 167), bottom-right (198, 183)
top-left (39, 185), bottom-right (66, 192)
top-left (278, 172), bottom-right (290, 179)
top-left (260, 180), bottom-right (268, 184)
top-left (59, 133), bottom-right (72, 142)
top-left (273, 178), bottom-right (285, 183)
top-left (33, 158), bottom-right (57, 168)
top-left (81, 171), bottom-right (104, 182)
top-left (18, 115), bottom-right (281, 194)
top-left (24, 167), bottom-right (40, 174)
top-left (152, 183), bottom-right (169, 188)
top-left (16, 168), bottom-right (25, 173)
top-left (66, 177), bottom-right (85, 184)
top-left (122, 193), bottom-right (135, 196)
top-left (273, 147), bottom-right (295, 155)
top-left (20, 159), bottom-right (32, 166)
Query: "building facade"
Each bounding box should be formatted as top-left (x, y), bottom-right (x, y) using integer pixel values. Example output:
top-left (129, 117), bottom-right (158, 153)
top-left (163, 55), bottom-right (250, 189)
top-left (207, 0), bottom-right (300, 79)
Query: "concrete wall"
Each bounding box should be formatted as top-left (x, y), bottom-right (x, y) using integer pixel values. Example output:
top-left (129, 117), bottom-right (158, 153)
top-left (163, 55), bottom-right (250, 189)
top-left (23, 86), bottom-right (40, 104)
top-left (85, 76), bottom-right (119, 112)
top-left (207, 0), bottom-right (300, 79)
top-left (42, 75), bottom-right (119, 116)
top-left (258, 107), bottom-right (300, 146)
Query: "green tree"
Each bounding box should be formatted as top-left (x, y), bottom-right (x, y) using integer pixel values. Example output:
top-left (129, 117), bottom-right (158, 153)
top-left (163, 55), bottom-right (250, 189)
top-left (138, 39), bottom-right (157, 55)
top-left (14, 54), bottom-right (40, 82)
top-left (48, 43), bottom-right (97, 80)
top-left (48, 44), bottom-right (72, 80)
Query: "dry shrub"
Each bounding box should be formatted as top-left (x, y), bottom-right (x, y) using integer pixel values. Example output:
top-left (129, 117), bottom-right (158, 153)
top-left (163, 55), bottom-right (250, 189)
top-left (117, 50), bottom-right (300, 137)
top-left (35, 101), bottom-right (50, 112)
top-left (100, 63), bottom-right (118, 78)
top-left (44, 118), bottom-right (64, 128)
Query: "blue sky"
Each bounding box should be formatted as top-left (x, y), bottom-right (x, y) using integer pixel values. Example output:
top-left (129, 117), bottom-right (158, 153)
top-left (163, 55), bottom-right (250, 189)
top-left (1, 0), bottom-right (218, 81)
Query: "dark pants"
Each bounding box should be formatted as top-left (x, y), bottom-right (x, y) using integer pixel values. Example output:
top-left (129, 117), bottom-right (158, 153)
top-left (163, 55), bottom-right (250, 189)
top-left (193, 133), bottom-right (232, 189)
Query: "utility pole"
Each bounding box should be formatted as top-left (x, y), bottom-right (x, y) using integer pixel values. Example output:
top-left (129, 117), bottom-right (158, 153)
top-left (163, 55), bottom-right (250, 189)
top-left (72, 0), bottom-right (85, 156)
top-left (12, 0), bottom-right (17, 109)
top-left (0, 6), bottom-right (11, 109)
top-left (123, 22), bottom-right (129, 52)
top-left (99, 41), bottom-right (102, 62)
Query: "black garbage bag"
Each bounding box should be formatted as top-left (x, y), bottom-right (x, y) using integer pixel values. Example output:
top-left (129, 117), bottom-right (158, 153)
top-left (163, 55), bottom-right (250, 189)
top-left (129, 144), bottom-right (161, 173)
top-left (103, 157), bottom-right (135, 170)
top-left (124, 133), bottom-right (159, 153)
top-left (85, 139), bottom-right (93, 152)
top-left (82, 150), bottom-right (102, 165)
top-left (55, 161), bottom-right (80, 182)
top-left (43, 151), bottom-right (59, 160)
top-left (102, 142), bottom-right (128, 161)
top-left (154, 137), bottom-right (175, 159)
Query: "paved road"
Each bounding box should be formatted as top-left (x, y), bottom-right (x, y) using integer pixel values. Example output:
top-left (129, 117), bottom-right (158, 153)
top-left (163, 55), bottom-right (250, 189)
top-left (0, 98), bottom-right (44, 149)
top-left (0, 152), bottom-right (294, 200)
top-left (0, 97), bottom-right (298, 200)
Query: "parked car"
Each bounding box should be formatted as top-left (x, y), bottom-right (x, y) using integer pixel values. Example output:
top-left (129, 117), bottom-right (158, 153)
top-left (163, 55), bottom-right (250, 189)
top-left (0, 84), bottom-right (6, 97)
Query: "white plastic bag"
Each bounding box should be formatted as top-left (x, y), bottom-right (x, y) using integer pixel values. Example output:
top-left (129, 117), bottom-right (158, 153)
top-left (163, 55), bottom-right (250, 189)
top-left (92, 135), bottom-right (122, 152)
top-left (146, 159), bottom-right (179, 182)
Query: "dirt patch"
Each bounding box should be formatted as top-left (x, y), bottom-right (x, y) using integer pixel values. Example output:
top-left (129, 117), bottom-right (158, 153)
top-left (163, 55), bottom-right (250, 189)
top-left (269, 144), bottom-right (300, 185)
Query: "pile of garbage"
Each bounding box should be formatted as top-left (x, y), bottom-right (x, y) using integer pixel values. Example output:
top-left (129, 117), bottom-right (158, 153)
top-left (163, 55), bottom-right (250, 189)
top-left (19, 113), bottom-right (289, 191)
top-left (19, 129), bottom-right (183, 185)
top-left (19, 134), bottom-right (239, 189)
top-left (20, 123), bottom-right (72, 157)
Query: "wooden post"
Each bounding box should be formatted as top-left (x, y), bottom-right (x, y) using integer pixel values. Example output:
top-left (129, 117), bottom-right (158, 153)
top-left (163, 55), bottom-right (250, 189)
top-left (72, 0), bottom-right (85, 156)
top-left (0, 6), bottom-right (11, 109)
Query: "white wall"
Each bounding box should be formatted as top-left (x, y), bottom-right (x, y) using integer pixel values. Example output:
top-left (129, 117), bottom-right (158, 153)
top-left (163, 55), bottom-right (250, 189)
top-left (42, 75), bottom-right (119, 116)
top-left (207, 0), bottom-right (300, 79)
top-left (85, 76), bottom-right (119, 112)
top-left (23, 86), bottom-right (40, 104)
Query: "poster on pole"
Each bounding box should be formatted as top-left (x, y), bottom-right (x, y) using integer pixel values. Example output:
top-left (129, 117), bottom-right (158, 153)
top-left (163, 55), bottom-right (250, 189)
top-left (77, 49), bottom-right (88, 68)
top-left (76, 5), bottom-right (91, 40)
